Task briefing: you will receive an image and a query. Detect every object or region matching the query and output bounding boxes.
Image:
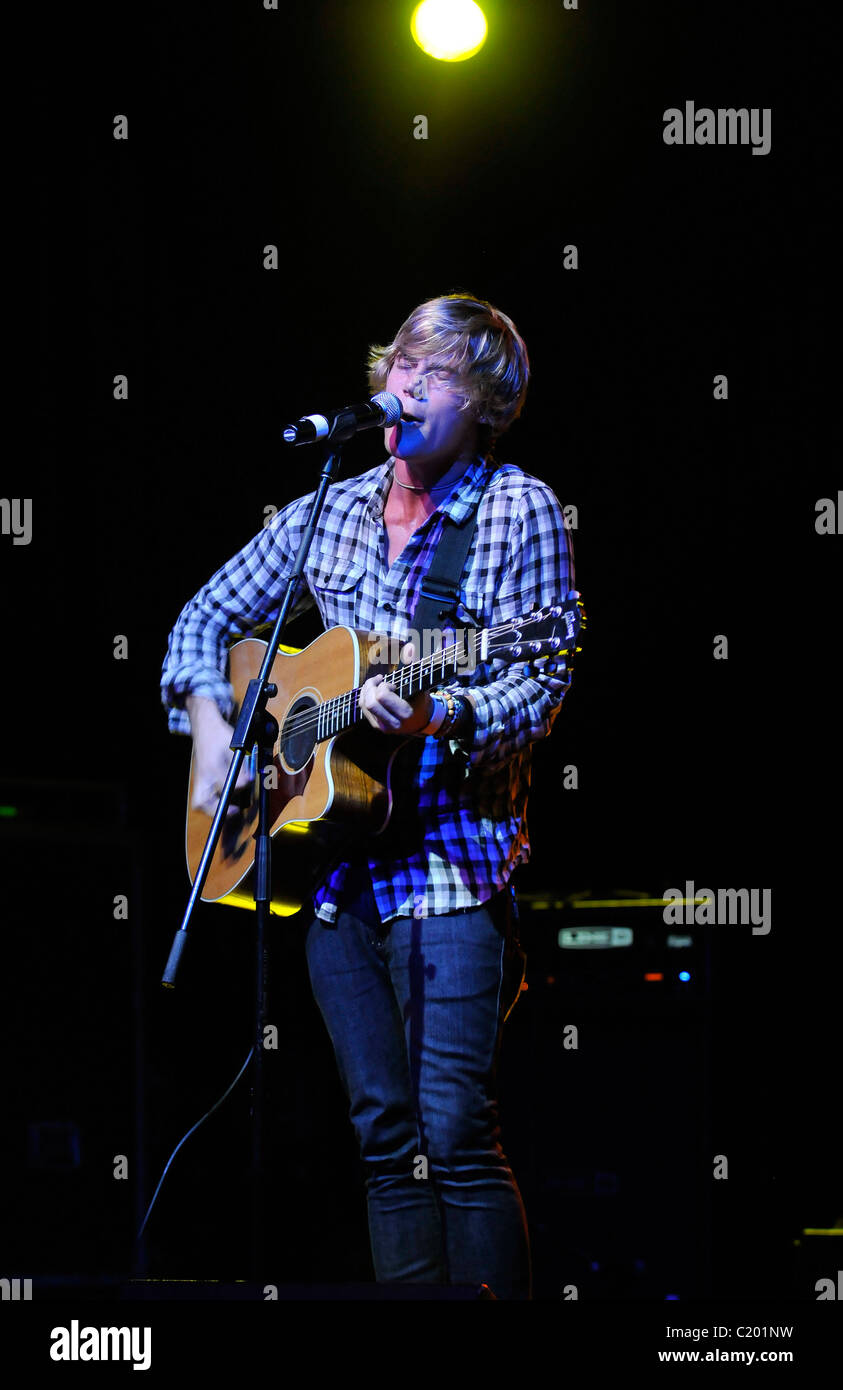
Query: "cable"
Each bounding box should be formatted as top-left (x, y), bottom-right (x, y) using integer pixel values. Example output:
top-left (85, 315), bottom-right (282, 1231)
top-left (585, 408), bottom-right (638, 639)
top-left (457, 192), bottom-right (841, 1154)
top-left (137, 1046), bottom-right (254, 1240)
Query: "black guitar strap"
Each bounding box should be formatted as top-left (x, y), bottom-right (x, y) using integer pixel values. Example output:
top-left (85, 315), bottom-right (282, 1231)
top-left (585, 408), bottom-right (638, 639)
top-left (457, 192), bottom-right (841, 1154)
top-left (410, 480), bottom-right (486, 640)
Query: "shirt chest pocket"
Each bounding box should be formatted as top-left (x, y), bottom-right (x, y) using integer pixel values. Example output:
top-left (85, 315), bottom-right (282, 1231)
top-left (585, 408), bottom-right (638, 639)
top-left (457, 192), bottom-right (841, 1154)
top-left (308, 559), bottom-right (367, 630)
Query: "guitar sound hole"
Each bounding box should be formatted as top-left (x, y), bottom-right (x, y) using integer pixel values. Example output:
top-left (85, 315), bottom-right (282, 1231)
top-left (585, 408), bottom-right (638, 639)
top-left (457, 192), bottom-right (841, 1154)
top-left (281, 695), bottom-right (318, 772)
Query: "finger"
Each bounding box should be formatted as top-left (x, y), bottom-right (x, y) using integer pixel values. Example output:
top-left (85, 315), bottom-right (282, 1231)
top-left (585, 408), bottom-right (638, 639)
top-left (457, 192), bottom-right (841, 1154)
top-left (194, 788), bottom-right (247, 818)
top-left (360, 675), bottom-right (383, 709)
top-left (370, 706), bottom-right (402, 731)
top-left (362, 677), bottom-right (411, 719)
top-left (400, 641), bottom-right (416, 664)
top-left (359, 688), bottom-right (380, 723)
top-left (360, 697), bottom-right (386, 730)
top-left (363, 707), bottom-right (398, 732)
top-left (192, 782), bottom-right (215, 813)
top-left (376, 689), bottom-right (413, 721)
top-left (366, 691), bottom-right (408, 730)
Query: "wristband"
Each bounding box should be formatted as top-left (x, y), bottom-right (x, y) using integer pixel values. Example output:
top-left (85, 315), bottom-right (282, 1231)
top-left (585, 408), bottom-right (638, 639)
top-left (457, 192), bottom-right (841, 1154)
top-left (416, 694), bottom-right (447, 737)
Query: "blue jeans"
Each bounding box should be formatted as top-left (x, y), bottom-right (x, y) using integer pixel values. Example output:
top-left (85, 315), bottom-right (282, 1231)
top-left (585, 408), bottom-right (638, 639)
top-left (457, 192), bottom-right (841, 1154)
top-left (304, 861), bottom-right (531, 1298)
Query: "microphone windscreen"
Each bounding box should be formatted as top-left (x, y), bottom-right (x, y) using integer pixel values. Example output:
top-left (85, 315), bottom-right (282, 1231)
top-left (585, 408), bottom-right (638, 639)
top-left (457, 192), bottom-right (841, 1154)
top-left (371, 392), bottom-right (402, 425)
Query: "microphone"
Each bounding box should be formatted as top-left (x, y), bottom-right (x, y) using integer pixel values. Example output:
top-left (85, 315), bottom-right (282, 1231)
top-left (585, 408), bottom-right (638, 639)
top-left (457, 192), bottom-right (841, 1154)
top-left (283, 391), bottom-right (402, 446)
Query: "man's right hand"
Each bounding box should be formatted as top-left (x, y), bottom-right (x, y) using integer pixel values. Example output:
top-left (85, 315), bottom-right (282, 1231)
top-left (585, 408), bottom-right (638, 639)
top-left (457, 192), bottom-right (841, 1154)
top-left (186, 695), bottom-right (254, 817)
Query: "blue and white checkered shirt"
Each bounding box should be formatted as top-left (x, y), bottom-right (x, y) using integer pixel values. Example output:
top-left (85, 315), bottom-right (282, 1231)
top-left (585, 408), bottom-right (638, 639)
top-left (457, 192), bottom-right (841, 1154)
top-left (161, 453), bottom-right (575, 922)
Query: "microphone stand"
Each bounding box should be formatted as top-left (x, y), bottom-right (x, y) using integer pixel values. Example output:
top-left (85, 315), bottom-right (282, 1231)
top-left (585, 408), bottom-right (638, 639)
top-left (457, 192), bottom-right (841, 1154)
top-left (160, 436), bottom-right (346, 1281)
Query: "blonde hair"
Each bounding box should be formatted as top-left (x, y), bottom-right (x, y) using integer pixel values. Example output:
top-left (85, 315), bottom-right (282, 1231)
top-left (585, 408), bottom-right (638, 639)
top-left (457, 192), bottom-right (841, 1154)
top-left (367, 293), bottom-right (530, 453)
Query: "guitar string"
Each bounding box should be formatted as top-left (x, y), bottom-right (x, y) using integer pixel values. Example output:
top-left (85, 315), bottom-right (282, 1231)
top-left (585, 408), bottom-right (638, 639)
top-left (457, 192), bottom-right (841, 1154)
top-left (284, 635), bottom-right (475, 741)
top-left (280, 610), bottom-right (577, 743)
top-left (270, 607), bottom-right (576, 746)
top-left (282, 636), bottom-right (472, 742)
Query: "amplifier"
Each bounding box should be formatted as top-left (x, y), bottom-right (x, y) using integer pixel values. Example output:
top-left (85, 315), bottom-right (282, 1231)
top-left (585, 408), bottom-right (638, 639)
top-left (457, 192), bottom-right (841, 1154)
top-left (501, 892), bottom-right (712, 1299)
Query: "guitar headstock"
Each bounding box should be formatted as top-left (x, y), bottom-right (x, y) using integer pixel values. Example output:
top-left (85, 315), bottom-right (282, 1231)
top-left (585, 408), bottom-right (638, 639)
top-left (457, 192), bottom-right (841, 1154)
top-left (486, 591), bottom-right (586, 668)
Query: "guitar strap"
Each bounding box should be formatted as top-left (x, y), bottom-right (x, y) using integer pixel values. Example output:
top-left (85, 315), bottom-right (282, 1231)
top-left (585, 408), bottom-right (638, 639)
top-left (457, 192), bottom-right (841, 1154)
top-left (410, 475), bottom-right (486, 640)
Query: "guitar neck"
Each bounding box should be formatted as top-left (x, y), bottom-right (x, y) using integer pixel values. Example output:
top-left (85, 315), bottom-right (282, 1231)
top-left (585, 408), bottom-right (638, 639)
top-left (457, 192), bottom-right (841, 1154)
top-left (309, 597), bottom-right (583, 742)
top-left (315, 630), bottom-right (478, 741)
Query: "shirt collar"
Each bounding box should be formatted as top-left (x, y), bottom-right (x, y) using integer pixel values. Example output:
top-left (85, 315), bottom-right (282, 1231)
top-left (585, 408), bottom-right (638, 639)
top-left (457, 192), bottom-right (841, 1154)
top-left (366, 454), bottom-right (492, 522)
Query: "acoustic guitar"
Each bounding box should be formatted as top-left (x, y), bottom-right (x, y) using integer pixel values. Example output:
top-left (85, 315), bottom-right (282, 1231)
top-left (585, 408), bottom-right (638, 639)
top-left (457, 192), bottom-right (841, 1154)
top-left (186, 595), bottom-right (585, 912)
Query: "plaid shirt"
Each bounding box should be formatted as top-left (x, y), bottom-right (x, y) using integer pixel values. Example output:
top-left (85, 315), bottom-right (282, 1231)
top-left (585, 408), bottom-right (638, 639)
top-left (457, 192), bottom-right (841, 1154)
top-left (161, 453), bottom-right (575, 922)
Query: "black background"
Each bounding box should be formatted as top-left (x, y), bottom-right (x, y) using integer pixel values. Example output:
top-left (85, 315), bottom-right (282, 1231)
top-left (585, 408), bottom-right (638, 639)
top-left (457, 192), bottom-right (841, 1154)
top-left (2, 0), bottom-right (838, 1305)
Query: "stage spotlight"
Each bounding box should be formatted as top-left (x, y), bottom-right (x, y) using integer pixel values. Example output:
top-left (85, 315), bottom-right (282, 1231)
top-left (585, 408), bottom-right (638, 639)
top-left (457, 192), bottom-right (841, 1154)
top-left (411, 0), bottom-right (488, 63)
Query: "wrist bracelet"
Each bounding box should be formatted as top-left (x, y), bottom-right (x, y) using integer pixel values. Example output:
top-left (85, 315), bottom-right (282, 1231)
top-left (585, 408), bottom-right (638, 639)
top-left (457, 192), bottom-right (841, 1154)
top-left (417, 694), bottom-right (447, 738)
top-left (433, 690), bottom-right (457, 739)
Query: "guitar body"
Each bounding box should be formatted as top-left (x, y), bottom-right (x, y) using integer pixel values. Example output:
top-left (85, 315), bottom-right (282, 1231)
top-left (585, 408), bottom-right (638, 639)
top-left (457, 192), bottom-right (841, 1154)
top-left (186, 626), bottom-right (407, 904)
top-left (183, 596), bottom-right (585, 911)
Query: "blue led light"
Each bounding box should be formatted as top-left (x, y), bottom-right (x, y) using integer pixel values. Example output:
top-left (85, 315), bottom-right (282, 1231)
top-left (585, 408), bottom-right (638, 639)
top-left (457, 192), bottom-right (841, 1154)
top-left (679, 970), bottom-right (691, 982)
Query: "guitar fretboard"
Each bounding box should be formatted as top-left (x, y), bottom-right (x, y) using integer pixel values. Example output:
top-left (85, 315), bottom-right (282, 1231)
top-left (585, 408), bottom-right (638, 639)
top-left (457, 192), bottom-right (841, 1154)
top-left (280, 599), bottom-right (579, 747)
top-left (314, 629), bottom-right (479, 741)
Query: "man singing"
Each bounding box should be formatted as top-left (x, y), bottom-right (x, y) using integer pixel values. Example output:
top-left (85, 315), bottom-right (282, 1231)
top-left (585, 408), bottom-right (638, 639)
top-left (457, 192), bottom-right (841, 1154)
top-left (161, 292), bottom-right (576, 1298)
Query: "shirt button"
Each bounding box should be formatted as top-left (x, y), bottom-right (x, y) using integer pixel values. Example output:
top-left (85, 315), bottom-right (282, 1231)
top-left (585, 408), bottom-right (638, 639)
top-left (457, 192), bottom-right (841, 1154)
top-left (383, 602), bottom-right (395, 613)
